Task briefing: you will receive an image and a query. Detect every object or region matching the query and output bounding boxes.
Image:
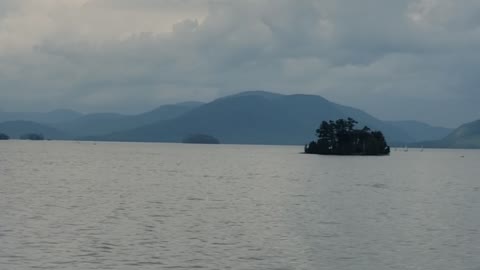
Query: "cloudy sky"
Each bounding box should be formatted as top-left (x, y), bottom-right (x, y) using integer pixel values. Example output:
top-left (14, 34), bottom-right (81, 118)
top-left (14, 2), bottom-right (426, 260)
top-left (0, 0), bottom-right (479, 127)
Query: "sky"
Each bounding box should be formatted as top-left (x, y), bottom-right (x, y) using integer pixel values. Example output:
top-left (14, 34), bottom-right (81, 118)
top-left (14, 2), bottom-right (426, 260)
top-left (0, 0), bottom-right (479, 127)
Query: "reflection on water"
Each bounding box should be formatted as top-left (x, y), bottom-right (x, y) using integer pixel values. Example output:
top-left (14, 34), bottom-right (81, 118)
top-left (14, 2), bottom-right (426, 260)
top-left (1, 141), bottom-right (480, 270)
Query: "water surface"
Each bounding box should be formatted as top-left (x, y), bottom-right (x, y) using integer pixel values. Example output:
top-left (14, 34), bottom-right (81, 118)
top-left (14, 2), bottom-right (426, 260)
top-left (1, 141), bottom-right (479, 269)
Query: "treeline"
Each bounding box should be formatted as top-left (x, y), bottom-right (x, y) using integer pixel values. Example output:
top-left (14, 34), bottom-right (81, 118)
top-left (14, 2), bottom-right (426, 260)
top-left (182, 134), bottom-right (220, 144)
top-left (0, 133), bottom-right (45, 140)
top-left (0, 133), bottom-right (9, 140)
top-left (305, 118), bottom-right (390, 155)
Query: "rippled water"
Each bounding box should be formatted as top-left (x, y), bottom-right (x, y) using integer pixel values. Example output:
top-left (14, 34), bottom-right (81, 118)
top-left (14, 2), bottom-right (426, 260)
top-left (1, 141), bottom-right (479, 270)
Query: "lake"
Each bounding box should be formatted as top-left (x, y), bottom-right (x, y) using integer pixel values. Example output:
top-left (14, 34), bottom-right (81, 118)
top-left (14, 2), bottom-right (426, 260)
top-left (1, 141), bottom-right (479, 270)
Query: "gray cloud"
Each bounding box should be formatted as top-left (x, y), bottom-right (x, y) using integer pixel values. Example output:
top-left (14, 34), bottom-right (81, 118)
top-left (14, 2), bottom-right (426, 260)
top-left (0, 0), bottom-right (479, 127)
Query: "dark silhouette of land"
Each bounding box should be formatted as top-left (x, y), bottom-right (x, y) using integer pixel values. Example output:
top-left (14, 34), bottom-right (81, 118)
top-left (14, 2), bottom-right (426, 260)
top-left (2, 91), bottom-right (478, 148)
top-left (20, 133), bottom-right (44, 140)
top-left (0, 133), bottom-right (9, 140)
top-left (305, 118), bottom-right (390, 155)
top-left (94, 91), bottom-right (413, 144)
top-left (54, 102), bottom-right (203, 137)
top-left (182, 134), bottom-right (220, 144)
top-left (0, 121), bottom-right (65, 140)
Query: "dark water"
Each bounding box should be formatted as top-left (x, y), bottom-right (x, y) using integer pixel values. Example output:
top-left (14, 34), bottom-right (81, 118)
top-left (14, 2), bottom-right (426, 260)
top-left (1, 141), bottom-right (479, 270)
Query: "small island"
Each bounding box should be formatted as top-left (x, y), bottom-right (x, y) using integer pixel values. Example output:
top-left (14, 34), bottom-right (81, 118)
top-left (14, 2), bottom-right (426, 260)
top-left (305, 118), bottom-right (390, 156)
top-left (182, 134), bottom-right (220, 144)
top-left (20, 133), bottom-right (45, 141)
top-left (0, 133), bottom-right (9, 140)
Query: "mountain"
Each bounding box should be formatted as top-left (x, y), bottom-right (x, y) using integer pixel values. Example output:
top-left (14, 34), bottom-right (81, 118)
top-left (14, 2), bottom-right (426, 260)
top-left (423, 119), bottom-right (480, 148)
top-left (55, 102), bottom-right (203, 137)
top-left (0, 109), bottom-right (83, 124)
top-left (386, 120), bottom-right (453, 142)
top-left (92, 91), bottom-right (412, 145)
top-left (54, 113), bottom-right (128, 137)
top-left (333, 105), bottom-right (413, 144)
top-left (226, 90), bottom-right (284, 100)
top-left (0, 121), bottom-right (68, 140)
top-left (131, 102), bottom-right (204, 124)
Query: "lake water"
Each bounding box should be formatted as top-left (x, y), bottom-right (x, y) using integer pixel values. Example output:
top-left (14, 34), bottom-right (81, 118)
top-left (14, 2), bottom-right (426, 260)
top-left (1, 141), bottom-right (479, 270)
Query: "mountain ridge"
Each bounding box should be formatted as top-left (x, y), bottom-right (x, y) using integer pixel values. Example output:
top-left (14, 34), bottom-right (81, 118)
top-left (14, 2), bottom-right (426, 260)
top-left (90, 91), bottom-right (413, 145)
top-left (420, 119), bottom-right (480, 148)
top-left (0, 91), bottom-right (460, 146)
top-left (0, 109), bottom-right (83, 124)
top-left (0, 121), bottom-right (68, 139)
top-left (53, 102), bottom-right (204, 137)
top-left (386, 120), bottom-right (453, 142)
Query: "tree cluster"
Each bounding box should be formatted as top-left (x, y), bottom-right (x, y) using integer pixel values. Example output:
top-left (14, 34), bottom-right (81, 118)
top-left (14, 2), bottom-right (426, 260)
top-left (305, 118), bottom-right (390, 155)
top-left (182, 134), bottom-right (220, 144)
top-left (20, 133), bottom-right (44, 141)
top-left (0, 133), bottom-right (9, 140)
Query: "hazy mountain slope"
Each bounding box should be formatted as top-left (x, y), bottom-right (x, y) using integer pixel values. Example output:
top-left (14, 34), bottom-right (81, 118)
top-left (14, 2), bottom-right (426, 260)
top-left (0, 109), bottom-right (83, 124)
top-left (387, 120), bottom-right (452, 142)
top-left (131, 102), bottom-right (204, 125)
top-left (55, 113), bottom-right (127, 137)
top-left (336, 105), bottom-right (413, 143)
top-left (96, 95), bottom-right (306, 144)
top-left (425, 120), bottom-right (480, 148)
top-left (0, 121), bottom-right (68, 139)
top-left (95, 92), bottom-right (411, 145)
top-left (55, 102), bottom-right (202, 137)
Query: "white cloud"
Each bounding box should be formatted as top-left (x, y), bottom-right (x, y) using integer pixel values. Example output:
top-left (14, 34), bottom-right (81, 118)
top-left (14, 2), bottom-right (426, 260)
top-left (0, 0), bottom-right (479, 126)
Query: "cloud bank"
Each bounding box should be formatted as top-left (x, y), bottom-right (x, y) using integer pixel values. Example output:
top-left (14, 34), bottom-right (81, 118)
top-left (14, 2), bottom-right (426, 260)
top-left (1, 0), bottom-right (479, 126)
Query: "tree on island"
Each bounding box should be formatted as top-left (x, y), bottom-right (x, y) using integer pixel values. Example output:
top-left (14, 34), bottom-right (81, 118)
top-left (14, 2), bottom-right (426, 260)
top-left (20, 133), bottom-right (44, 141)
top-left (182, 134), bottom-right (220, 144)
top-left (0, 133), bottom-right (9, 140)
top-left (304, 118), bottom-right (390, 155)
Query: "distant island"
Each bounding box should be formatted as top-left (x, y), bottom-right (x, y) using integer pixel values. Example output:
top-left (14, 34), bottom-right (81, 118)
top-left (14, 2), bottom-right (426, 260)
top-left (182, 134), bottom-right (220, 144)
top-left (20, 133), bottom-right (44, 141)
top-left (305, 118), bottom-right (390, 155)
top-left (0, 133), bottom-right (9, 140)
